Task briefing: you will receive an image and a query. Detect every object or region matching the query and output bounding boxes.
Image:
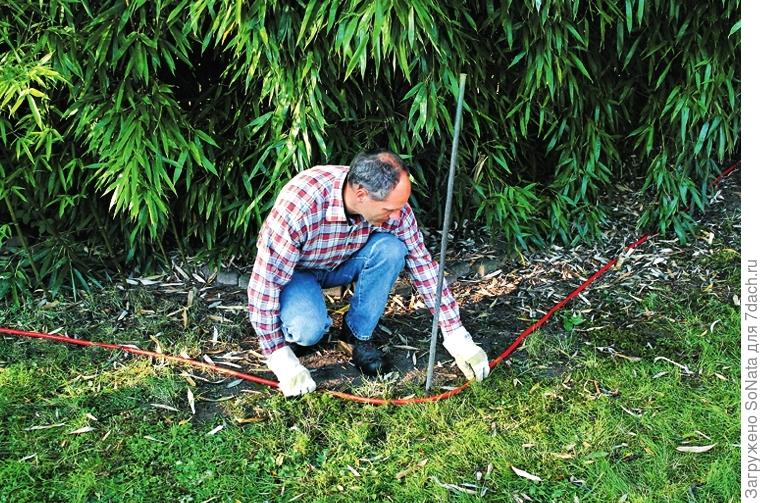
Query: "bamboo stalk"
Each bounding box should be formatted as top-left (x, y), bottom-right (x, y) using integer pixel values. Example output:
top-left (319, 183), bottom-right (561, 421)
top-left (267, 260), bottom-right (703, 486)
top-left (169, 216), bottom-right (188, 265)
top-left (3, 195), bottom-right (45, 294)
top-left (88, 198), bottom-right (122, 274)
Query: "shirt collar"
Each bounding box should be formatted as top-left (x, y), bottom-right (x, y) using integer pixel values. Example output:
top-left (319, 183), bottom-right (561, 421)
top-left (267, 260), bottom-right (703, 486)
top-left (324, 165), bottom-right (402, 227)
top-left (325, 166), bottom-right (353, 223)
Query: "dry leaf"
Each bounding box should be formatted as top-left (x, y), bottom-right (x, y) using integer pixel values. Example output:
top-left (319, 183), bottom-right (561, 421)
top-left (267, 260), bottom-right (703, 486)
top-left (613, 352), bottom-right (641, 362)
top-left (511, 466), bottom-right (542, 482)
top-left (550, 452), bottom-right (574, 460)
top-left (676, 444), bottom-right (715, 453)
top-left (24, 423), bottom-right (66, 431)
top-left (149, 335), bottom-right (163, 354)
top-left (654, 356), bottom-right (693, 374)
top-left (151, 403), bottom-right (179, 412)
top-left (68, 426), bottom-right (95, 434)
top-left (336, 340), bottom-right (353, 356)
top-left (226, 379), bottom-right (243, 388)
top-left (187, 388), bottom-right (196, 414)
top-left (206, 424), bottom-right (224, 436)
top-left (395, 458), bottom-right (428, 479)
top-left (199, 395), bottom-right (234, 402)
top-left (235, 416), bottom-right (266, 424)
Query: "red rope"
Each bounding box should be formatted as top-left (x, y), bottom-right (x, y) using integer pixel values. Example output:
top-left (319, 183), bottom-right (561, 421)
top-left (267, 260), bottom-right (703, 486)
top-left (0, 162), bottom-right (739, 405)
top-left (0, 327), bottom-right (279, 388)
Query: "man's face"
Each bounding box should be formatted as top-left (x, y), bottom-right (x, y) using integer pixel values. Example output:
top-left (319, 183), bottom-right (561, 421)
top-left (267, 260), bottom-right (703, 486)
top-left (356, 173), bottom-right (412, 226)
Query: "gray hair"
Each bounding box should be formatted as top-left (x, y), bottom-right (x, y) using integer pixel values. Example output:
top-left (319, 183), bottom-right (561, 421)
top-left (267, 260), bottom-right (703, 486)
top-left (346, 150), bottom-right (409, 200)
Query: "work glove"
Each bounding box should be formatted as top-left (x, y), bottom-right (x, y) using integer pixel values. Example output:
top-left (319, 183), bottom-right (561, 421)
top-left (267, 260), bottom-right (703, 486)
top-left (442, 327), bottom-right (490, 381)
top-left (267, 346), bottom-right (316, 397)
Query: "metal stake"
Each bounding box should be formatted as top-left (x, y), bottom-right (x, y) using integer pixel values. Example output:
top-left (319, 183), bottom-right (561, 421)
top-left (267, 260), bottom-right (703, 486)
top-left (425, 73), bottom-right (467, 393)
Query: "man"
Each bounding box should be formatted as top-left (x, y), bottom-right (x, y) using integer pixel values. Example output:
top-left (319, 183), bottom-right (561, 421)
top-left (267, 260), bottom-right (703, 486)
top-left (247, 150), bottom-right (490, 397)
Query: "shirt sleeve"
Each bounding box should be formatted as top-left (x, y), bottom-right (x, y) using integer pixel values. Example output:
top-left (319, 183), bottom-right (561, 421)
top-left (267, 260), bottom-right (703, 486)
top-left (247, 201), bottom-right (305, 356)
top-left (392, 205), bottom-right (464, 335)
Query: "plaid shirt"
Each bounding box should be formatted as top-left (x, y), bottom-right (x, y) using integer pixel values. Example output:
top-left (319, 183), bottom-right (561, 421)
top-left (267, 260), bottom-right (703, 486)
top-left (247, 165), bottom-right (463, 356)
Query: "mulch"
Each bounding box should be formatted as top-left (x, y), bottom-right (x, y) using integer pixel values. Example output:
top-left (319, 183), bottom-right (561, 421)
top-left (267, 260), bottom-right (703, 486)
top-left (114, 172), bottom-right (741, 401)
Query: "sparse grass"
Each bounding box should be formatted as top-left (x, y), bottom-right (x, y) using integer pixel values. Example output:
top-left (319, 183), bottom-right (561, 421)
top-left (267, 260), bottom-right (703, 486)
top-left (0, 263), bottom-right (739, 502)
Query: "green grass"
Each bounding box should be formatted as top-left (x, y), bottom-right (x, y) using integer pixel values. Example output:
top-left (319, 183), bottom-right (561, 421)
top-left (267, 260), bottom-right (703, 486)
top-left (0, 269), bottom-right (740, 502)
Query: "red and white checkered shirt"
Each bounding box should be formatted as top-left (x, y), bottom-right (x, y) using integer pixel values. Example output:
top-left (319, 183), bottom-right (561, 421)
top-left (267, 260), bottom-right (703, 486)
top-left (247, 165), bottom-right (464, 355)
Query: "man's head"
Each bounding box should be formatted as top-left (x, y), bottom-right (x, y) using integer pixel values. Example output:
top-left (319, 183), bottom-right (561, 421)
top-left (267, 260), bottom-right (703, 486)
top-left (344, 150), bottom-right (411, 226)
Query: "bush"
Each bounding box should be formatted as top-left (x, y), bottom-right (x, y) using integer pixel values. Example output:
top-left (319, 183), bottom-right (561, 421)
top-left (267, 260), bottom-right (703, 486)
top-left (0, 0), bottom-right (740, 300)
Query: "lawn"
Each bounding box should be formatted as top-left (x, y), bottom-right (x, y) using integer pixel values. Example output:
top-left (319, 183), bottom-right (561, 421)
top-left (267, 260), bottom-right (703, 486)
top-left (0, 246), bottom-right (739, 503)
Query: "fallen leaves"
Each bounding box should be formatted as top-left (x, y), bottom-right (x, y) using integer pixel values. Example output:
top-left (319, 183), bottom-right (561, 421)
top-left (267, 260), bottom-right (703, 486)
top-left (151, 403), bottom-right (180, 412)
top-left (24, 423), bottom-right (65, 431)
top-left (206, 424), bottom-right (224, 436)
top-left (676, 444), bottom-right (716, 453)
top-left (511, 466), bottom-right (542, 482)
top-left (226, 378), bottom-right (243, 388)
top-left (235, 416), bottom-right (266, 424)
top-left (68, 426), bottom-right (96, 435)
top-left (430, 476), bottom-right (478, 495)
top-left (654, 356), bottom-right (694, 375)
top-left (395, 458), bottom-right (428, 480)
top-left (550, 452), bottom-right (575, 460)
top-left (187, 387), bottom-right (196, 414)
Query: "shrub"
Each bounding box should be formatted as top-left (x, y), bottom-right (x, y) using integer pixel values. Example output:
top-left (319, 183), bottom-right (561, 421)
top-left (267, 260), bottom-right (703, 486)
top-left (0, 0), bottom-right (740, 300)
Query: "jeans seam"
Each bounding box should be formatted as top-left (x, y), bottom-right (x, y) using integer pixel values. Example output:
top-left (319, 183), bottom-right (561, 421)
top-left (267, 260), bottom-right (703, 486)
top-left (349, 256), bottom-right (371, 341)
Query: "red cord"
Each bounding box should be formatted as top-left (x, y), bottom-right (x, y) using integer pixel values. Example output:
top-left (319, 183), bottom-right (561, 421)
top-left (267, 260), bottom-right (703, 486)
top-left (0, 327), bottom-right (280, 388)
top-left (0, 162), bottom-right (739, 405)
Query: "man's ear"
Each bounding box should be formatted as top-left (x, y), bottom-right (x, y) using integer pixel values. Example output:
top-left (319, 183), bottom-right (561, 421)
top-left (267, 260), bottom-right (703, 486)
top-left (354, 185), bottom-right (368, 202)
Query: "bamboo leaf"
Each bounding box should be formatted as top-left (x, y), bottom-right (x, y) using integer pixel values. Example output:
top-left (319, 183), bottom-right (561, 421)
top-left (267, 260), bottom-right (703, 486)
top-left (568, 52), bottom-right (592, 80)
top-left (26, 96), bottom-right (44, 129)
top-left (729, 21), bottom-right (740, 38)
top-left (297, 0), bottom-right (319, 45)
top-left (694, 122), bottom-right (709, 156)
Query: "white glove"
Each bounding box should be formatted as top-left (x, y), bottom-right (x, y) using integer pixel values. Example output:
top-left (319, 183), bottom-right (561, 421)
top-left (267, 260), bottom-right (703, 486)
top-left (267, 346), bottom-right (316, 397)
top-left (442, 327), bottom-right (490, 381)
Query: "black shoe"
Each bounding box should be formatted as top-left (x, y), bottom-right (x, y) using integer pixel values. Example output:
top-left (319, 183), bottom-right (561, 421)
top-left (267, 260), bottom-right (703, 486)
top-left (291, 333), bottom-right (328, 357)
top-left (340, 321), bottom-right (389, 375)
top-left (291, 343), bottom-right (317, 358)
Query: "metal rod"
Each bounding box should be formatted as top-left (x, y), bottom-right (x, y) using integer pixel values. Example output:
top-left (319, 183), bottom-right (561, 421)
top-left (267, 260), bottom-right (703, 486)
top-left (425, 73), bottom-right (467, 393)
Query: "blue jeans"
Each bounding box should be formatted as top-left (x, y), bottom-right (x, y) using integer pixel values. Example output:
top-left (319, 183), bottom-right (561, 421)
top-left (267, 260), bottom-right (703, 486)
top-left (279, 232), bottom-right (407, 346)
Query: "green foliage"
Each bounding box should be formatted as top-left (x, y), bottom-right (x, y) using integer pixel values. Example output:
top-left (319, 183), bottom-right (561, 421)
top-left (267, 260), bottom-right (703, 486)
top-left (562, 311), bottom-right (585, 332)
top-left (0, 0), bottom-right (740, 299)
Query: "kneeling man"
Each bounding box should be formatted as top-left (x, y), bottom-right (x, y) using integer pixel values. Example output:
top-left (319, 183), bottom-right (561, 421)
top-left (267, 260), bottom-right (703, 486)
top-left (247, 150), bottom-right (490, 396)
